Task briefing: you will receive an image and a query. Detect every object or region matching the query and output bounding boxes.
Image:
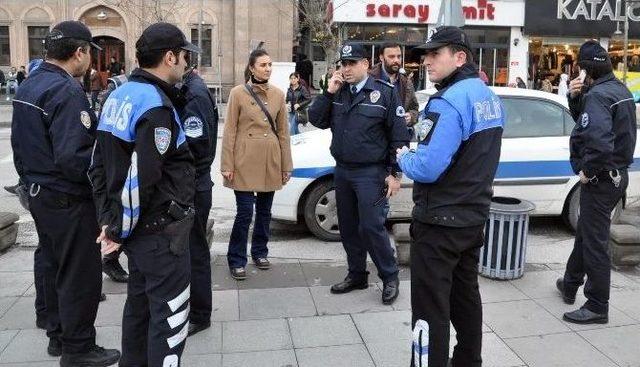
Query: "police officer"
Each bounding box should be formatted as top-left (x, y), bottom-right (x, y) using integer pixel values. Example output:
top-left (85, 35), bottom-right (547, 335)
top-left (397, 27), bottom-right (504, 367)
top-left (11, 21), bottom-right (120, 366)
top-left (178, 68), bottom-right (219, 336)
top-left (89, 23), bottom-right (199, 366)
top-left (308, 43), bottom-right (410, 305)
top-left (556, 40), bottom-right (636, 324)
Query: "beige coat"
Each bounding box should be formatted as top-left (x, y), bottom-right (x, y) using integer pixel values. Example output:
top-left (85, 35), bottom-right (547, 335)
top-left (221, 82), bottom-right (293, 192)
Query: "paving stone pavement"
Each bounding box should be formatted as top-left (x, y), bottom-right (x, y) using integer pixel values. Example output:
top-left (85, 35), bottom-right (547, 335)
top-left (1, 248), bottom-right (640, 366)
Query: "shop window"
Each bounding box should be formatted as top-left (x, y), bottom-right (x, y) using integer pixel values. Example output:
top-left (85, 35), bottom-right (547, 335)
top-left (501, 97), bottom-right (564, 138)
top-left (383, 26), bottom-right (404, 41)
top-left (363, 26), bottom-right (385, 42)
top-left (346, 25), bottom-right (364, 41)
top-left (0, 26), bottom-right (9, 66)
top-left (28, 26), bottom-right (49, 60)
top-left (191, 28), bottom-right (212, 67)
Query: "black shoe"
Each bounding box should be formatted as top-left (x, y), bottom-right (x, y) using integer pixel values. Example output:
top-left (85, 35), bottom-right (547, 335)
top-left (187, 321), bottom-right (211, 337)
top-left (556, 278), bottom-right (576, 305)
top-left (60, 345), bottom-right (120, 367)
top-left (330, 276), bottom-right (368, 294)
top-left (100, 293), bottom-right (107, 302)
top-left (253, 257), bottom-right (271, 270)
top-left (102, 259), bottom-right (128, 283)
top-left (4, 184), bottom-right (18, 195)
top-left (230, 267), bottom-right (247, 280)
top-left (47, 338), bottom-right (62, 357)
top-left (563, 307), bottom-right (608, 324)
top-left (382, 279), bottom-right (400, 305)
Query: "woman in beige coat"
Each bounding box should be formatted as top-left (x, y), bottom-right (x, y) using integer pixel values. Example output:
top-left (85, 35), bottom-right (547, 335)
top-left (221, 49), bottom-right (293, 280)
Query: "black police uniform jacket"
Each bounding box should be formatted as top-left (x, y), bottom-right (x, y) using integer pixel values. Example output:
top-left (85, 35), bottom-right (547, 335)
top-left (11, 62), bottom-right (97, 197)
top-left (307, 77), bottom-right (410, 172)
top-left (179, 71), bottom-right (219, 192)
top-left (399, 64), bottom-right (504, 227)
top-left (89, 69), bottom-right (195, 244)
top-left (568, 72), bottom-right (637, 178)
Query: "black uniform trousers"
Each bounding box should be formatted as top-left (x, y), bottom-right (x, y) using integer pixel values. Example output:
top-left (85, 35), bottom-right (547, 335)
top-left (334, 165), bottom-right (398, 282)
top-left (410, 221), bottom-right (484, 367)
top-left (189, 189), bottom-right (213, 324)
top-left (564, 171), bottom-right (628, 314)
top-left (120, 219), bottom-right (192, 367)
top-left (29, 186), bottom-right (102, 353)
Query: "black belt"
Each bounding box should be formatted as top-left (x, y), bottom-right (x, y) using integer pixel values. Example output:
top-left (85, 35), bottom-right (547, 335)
top-left (136, 201), bottom-right (195, 235)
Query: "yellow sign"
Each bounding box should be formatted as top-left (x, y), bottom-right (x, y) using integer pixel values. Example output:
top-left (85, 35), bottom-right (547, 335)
top-left (614, 71), bottom-right (640, 101)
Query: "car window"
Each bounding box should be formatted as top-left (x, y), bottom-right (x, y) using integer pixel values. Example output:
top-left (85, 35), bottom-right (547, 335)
top-left (563, 110), bottom-right (575, 135)
top-left (501, 97), bottom-right (565, 138)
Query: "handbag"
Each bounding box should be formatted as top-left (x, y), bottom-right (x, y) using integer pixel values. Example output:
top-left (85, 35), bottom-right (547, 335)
top-left (245, 84), bottom-right (279, 138)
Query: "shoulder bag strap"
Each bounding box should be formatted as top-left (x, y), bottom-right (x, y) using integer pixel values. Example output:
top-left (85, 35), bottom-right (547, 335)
top-left (245, 84), bottom-right (279, 138)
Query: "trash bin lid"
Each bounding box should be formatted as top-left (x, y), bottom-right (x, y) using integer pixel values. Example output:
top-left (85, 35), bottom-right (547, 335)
top-left (490, 197), bottom-right (536, 214)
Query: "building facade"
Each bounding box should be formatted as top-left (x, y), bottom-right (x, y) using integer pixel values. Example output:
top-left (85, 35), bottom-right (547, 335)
top-left (0, 0), bottom-right (296, 98)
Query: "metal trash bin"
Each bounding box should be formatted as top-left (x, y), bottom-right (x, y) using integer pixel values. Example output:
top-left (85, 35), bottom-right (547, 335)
top-left (479, 197), bottom-right (536, 280)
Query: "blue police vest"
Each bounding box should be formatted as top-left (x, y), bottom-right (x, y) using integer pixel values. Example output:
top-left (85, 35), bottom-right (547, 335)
top-left (97, 81), bottom-right (186, 146)
top-left (413, 74), bottom-right (504, 227)
top-left (97, 81), bottom-right (186, 238)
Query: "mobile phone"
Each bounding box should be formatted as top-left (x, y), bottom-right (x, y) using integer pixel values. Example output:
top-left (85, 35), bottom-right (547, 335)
top-left (578, 69), bottom-right (586, 83)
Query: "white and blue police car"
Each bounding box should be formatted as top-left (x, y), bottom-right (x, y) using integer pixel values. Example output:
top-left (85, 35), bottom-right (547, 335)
top-left (272, 87), bottom-right (640, 241)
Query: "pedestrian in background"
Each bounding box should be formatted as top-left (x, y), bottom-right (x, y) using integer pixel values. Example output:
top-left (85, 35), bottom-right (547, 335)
top-left (516, 76), bottom-right (527, 89)
top-left (286, 72), bottom-right (310, 136)
top-left (5, 66), bottom-right (18, 100)
top-left (398, 26), bottom-right (504, 367)
top-left (17, 66), bottom-right (26, 85)
top-left (11, 20), bottom-right (119, 366)
top-left (89, 65), bottom-right (102, 110)
top-left (221, 48), bottom-right (293, 280)
top-left (369, 42), bottom-right (419, 126)
top-left (557, 73), bottom-right (569, 97)
top-left (557, 40), bottom-right (636, 325)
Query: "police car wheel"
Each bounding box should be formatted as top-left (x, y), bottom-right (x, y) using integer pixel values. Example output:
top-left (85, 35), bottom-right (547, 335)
top-left (563, 185), bottom-right (624, 232)
top-left (303, 180), bottom-right (341, 242)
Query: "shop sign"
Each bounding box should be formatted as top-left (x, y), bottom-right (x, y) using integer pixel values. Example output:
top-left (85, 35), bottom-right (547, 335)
top-left (525, 0), bottom-right (640, 38)
top-left (331, 0), bottom-right (524, 26)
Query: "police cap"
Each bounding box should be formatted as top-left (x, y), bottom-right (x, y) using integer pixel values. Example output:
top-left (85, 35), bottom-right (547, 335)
top-left (414, 26), bottom-right (471, 53)
top-left (339, 43), bottom-right (367, 61)
top-left (136, 22), bottom-right (201, 54)
top-left (578, 40), bottom-right (610, 65)
top-left (47, 21), bottom-right (102, 50)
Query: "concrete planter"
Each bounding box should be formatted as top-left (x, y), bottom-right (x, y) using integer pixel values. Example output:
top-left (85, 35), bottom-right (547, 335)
top-left (0, 212), bottom-right (19, 252)
top-left (610, 212), bottom-right (640, 266)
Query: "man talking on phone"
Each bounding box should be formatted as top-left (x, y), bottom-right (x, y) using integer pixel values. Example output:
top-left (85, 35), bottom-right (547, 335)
top-left (308, 43), bottom-right (410, 305)
top-left (556, 40), bottom-right (636, 324)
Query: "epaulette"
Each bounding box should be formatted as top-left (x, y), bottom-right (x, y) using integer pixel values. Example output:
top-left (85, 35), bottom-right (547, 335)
top-left (374, 79), bottom-right (395, 88)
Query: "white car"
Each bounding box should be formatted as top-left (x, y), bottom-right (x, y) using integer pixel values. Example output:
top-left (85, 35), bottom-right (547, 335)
top-left (273, 87), bottom-right (640, 241)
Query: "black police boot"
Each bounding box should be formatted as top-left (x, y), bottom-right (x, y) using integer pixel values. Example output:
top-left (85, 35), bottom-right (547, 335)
top-left (556, 278), bottom-right (576, 305)
top-left (102, 259), bottom-right (129, 283)
top-left (330, 276), bottom-right (368, 294)
top-left (59, 344), bottom-right (120, 367)
top-left (47, 337), bottom-right (62, 357)
top-left (382, 279), bottom-right (400, 305)
top-left (563, 307), bottom-right (608, 324)
top-left (187, 321), bottom-right (211, 337)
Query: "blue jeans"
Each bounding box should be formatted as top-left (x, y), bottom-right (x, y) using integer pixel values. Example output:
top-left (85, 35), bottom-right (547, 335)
top-left (288, 112), bottom-right (299, 136)
top-left (227, 191), bottom-right (275, 268)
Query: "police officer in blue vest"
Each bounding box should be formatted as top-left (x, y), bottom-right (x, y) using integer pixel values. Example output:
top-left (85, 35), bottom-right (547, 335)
top-left (89, 23), bottom-right (199, 366)
top-left (11, 21), bottom-right (120, 366)
top-left (308, 43), bottom-right (410, 305)
top-left (178, 69), bottom-right (219, 337)
top-left (398, 27), bottom-right (504, 367)
top-left (556, 41), bottom-right (637, 324)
